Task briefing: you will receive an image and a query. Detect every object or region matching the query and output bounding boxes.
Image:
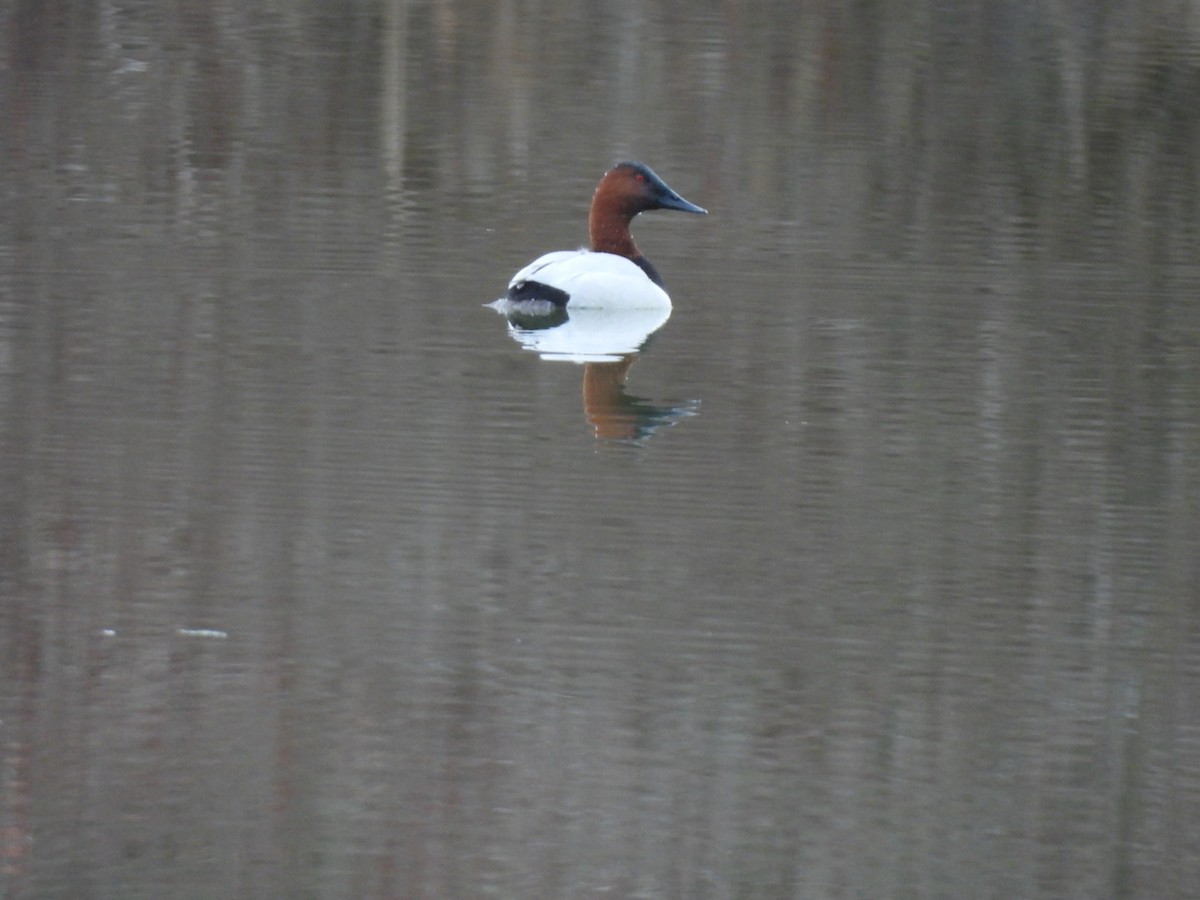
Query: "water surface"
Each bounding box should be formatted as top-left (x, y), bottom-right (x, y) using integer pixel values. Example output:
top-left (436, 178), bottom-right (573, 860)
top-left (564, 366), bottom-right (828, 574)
top-left (3, 2), bottom-right (1199, 897)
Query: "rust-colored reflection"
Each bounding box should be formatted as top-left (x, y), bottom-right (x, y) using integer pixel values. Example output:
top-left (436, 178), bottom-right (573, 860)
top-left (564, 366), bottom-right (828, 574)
top-left (581, 355), bottom-right (698, 443)
top-left (582, 356), bottom-right (640, 441)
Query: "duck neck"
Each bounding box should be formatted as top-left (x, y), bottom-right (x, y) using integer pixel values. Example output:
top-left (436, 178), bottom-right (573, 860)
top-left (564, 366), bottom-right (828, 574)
top-left (589, 207), bottom-right (663, 285)
top-left (589, 208), bottom-right (641, 260)
top-left (588, 176), bottom-right (642, 259)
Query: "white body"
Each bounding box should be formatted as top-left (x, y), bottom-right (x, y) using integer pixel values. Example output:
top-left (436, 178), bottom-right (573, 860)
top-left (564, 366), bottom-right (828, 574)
top-left (507, 250), bottom-right (671, 310)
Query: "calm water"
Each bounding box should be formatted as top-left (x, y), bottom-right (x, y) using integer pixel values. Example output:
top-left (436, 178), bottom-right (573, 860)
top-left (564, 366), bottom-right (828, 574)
top-left (3, 2), bottom-right (1200, 898)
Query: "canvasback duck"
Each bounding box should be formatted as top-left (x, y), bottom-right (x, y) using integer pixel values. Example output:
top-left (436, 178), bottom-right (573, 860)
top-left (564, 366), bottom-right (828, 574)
top-left (504, 161), bottom-right (706, 311)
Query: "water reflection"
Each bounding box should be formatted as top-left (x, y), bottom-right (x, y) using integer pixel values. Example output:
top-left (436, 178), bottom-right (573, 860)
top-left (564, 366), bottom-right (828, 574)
top-left (581, 356), bottom-right (699, 442)
top-left (490, 304), bottom-right (671, 362)
top-left (488, 304), bottom-right (699, 442)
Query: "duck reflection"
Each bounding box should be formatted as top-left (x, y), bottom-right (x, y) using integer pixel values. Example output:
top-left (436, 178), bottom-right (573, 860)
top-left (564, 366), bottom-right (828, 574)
top-left (487, 304), bottom-right (699, 443)
top-left (580, 355), bottom-right (698, 442)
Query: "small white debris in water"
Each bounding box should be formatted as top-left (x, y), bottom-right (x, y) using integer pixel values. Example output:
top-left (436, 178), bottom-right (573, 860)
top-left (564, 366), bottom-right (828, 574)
top-left (99, 629), bottom-right (117, 637)
top-left (177, 628), bottom-right (229, 639)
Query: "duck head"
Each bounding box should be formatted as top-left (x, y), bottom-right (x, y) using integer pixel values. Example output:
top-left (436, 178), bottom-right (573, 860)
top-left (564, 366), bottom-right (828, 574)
top-left (589, 161), bottom-right (707, 260)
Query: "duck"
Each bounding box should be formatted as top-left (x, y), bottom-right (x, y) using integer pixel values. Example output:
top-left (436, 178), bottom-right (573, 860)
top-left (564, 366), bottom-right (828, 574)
top-left (503, 161), bottom-right (706, 312)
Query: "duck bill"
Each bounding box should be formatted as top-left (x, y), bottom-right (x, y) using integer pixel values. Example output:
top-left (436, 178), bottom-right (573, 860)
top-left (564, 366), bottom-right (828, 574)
top-left (657, 191), bottom-right (708, 215)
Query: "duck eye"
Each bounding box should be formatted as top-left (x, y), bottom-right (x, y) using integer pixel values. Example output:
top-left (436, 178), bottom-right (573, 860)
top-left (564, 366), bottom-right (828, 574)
top-left (635, 173), bottom-right (646, 183)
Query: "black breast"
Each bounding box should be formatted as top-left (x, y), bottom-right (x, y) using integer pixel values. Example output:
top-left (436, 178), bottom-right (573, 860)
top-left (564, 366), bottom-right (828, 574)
top-left (631, 256), bottom-right (664, 287)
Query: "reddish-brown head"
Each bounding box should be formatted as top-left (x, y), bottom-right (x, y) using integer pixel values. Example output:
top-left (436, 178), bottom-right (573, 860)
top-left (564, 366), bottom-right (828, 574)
top-left (588, 161), bottom-right (706, 260)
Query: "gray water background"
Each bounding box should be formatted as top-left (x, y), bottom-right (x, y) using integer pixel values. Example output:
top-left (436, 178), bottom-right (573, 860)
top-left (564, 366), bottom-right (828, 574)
top-left (3, 2), bottom-right (1200, 897)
